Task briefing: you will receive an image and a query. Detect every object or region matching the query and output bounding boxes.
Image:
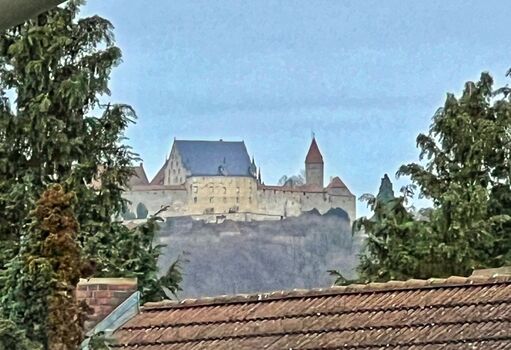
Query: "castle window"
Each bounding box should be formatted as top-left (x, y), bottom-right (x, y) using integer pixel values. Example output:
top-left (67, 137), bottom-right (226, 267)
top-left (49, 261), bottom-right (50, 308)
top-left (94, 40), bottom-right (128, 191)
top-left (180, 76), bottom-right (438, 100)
top-left (223, 187), bottom-right (227, 194)
top-left (174, 176), bottom-right (178, 183)
top-left (178, 168), bottom-right (180, 174)
top-left (210, 197), bottom-right (214, 203)
top-left (236, 197), bottom-right (239, 203)
top-left (194, 197), bottom-right (197, 203)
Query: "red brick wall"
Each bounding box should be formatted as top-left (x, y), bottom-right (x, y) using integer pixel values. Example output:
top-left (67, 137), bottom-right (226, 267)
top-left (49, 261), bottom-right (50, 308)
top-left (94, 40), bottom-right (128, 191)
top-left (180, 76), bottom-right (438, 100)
top-left (76, 278), bottom-right (138, 331)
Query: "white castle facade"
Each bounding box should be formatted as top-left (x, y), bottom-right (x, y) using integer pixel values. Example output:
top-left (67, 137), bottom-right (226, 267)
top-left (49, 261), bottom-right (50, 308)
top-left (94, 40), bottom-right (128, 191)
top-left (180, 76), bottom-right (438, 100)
top-left (124, 138), bottom-right (356, 223)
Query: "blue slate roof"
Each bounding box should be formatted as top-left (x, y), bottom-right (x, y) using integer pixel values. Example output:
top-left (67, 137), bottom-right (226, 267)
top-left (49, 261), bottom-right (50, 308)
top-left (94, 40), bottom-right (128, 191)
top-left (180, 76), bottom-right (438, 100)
top-left (175, 140), bottom-right (253, 177)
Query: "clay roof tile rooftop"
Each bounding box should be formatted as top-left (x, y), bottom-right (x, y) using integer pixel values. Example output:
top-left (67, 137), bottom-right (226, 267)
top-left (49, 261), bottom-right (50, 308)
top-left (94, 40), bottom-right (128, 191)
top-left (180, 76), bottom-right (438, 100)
top-left (113, 268), bottom-right (511, 349)
top-left (327, 176), bottom-right (347, 189)
top-left (128, 163), bottom-right (149, 187)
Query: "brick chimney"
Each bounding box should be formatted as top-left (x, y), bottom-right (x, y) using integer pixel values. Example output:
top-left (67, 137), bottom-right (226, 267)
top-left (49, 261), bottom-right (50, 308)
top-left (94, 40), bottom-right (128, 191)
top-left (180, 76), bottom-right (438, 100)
top-left (76, 278), bottom-right (138, 331)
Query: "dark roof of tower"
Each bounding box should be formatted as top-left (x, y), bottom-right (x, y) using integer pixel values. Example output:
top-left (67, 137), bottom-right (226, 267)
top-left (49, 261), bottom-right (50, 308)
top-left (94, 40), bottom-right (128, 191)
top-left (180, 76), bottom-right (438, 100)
top-left (128, 164), bottom-right (149, 187)
top-left (175, 140), bottom-right (252, 177)
top-left (305, 138), bottom-right (324, 164)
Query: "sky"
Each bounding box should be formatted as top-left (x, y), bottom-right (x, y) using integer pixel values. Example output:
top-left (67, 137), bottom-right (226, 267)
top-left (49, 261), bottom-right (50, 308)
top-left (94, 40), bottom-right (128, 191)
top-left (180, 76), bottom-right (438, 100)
top-left (82, 1), bottom-right (511, 217)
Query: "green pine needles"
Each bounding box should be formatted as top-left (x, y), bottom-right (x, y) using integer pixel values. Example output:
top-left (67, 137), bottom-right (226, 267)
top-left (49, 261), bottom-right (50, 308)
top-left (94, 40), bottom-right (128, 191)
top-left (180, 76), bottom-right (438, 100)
top-left (348, 72), bottom-right (511, 284)
top-left (0, 1), bottom-right (181, 347)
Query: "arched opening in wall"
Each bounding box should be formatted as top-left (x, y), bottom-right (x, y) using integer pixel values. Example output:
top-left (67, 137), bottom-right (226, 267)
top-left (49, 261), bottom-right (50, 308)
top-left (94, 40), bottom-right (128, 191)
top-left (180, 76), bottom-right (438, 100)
top-left (194, 197), bottom-right (197, 203)
top-left (136, 202), bottom-right (148, 219)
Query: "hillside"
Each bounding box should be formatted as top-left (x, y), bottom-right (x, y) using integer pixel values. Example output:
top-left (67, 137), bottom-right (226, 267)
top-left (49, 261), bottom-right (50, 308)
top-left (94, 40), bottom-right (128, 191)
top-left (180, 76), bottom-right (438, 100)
top-left (157, 209), bottom-right (362, 298)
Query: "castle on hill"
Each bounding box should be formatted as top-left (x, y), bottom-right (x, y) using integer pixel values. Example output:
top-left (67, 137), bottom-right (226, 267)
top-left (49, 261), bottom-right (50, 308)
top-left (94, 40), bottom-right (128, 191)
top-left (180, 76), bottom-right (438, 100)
top-left (124, 138), bottom-right (356, 222)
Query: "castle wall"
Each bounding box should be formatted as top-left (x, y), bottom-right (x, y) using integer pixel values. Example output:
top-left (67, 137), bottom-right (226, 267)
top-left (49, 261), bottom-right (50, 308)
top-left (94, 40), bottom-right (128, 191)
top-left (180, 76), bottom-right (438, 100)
top-left (124, 187), bottom-right (188, 217)
top-left (327, 188), bottom-right (356, 221)
top-left (124, 178), bottom-right (356, 222)
top-left (125, 185), bottom-right (356, 222)
top-left (303, 193), bottom-right (356, 222)
top-left (185, 176), bottom-right (258, 215)
top-left (256, 187), bottom-right (356, 222)
top-left (256, 188), bottom-right (302, 217)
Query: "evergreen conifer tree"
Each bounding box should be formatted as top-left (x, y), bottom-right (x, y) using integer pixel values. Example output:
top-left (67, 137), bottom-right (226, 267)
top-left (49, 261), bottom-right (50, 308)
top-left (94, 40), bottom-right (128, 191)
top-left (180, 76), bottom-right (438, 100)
top-left (0, 0), bottom-right (181, 344)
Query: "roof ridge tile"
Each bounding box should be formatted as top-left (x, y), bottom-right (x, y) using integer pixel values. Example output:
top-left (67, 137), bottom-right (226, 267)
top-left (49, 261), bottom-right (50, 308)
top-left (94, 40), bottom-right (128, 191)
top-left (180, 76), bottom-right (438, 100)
top-left (142, 274), bottom-right (511, 311)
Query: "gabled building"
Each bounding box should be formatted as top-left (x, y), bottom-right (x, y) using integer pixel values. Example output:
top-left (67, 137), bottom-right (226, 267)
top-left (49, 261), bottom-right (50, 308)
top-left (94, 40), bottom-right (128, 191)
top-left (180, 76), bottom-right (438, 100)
top-left (124, 138), bottom-right (356, 222)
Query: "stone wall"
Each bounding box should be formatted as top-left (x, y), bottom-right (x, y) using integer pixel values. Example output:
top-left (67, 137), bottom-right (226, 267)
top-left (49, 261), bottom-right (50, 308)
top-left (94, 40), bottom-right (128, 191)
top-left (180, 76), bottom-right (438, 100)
top-left (185, 176), bottom-right (258, 215)
top-left (123, 186), bottom-right (187, 217)
top-left (305, 162), bottom-right (324, 188)
top-left (256, 186), bottom-right (356, 222)
top-left (124, 176), bottom-right (356, 221)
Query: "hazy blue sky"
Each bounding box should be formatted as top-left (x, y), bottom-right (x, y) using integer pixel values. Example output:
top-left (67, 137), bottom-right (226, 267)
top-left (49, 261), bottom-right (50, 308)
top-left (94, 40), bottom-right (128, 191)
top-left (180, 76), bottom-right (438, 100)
top-left (82, 1), bottom-right (511, 217)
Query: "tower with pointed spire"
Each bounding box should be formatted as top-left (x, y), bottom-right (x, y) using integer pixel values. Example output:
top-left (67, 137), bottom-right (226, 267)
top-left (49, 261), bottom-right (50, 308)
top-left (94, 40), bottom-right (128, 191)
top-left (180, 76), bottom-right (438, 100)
top-left (305, 137), bottom-right (324, 188)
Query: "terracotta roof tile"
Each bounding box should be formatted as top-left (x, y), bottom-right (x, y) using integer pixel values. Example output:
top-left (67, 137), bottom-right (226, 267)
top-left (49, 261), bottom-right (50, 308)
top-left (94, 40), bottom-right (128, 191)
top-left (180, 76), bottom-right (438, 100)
top-left (113, 273), bottom-right (511, 349)
top-left (327, 176), bottom-right (347, 189)
top-left (128, 164), bottom-right (149, 187)
top-left (150, 159), bottom-right (168, 185)
top-left (305, 138), bottom-right (324, 164)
